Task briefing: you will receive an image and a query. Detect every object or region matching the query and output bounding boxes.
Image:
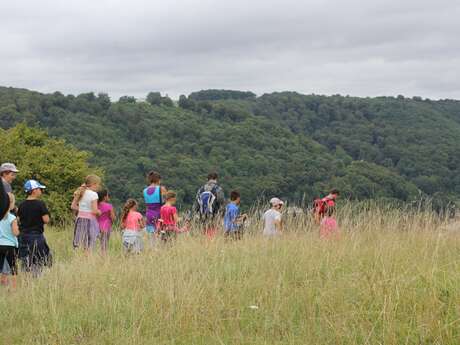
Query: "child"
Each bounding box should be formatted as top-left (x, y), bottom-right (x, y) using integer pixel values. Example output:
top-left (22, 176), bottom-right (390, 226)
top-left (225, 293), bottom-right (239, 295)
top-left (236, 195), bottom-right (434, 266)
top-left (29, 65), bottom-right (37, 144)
top-left (320, 207), bottom-right (340, 239)
top-left (0, 194), bottom-right (19, 289)
top-left (97, 189), bottom-right (116, 254)
top-left (17, 180), bottom-right (52, 276)
top-left (224, 190), bottom-right (248, 240)
top-left (143, 171), bottom-right (167, 247)
top-left (121, 199), bottom-right (145, 254)
top-left (71, 175), bottom-right (102, 251)
top-left (158, 191), bottom-right (188, 243)
top-left (263, 197), bottom-right (284, 237)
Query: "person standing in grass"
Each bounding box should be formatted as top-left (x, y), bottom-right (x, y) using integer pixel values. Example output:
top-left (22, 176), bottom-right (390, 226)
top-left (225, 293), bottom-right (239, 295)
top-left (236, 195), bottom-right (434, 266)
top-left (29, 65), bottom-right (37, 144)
top-left (320, 207), bottom-right (340, 239)
top-left (0, 194), bottom-right (19, 289)
top-left (143, 171), bottom-right (167, 247)
top-left (263, 197), bottom-right (284, 237)
top-left (71, 175), bottom-right (102, 251)
top-left (313, 189), bottom-right (340, 224)
top-left (223, 190), bottom-right (247, 240)
top-left (158, 191), bottom-right (189, 243)
top-left (97, 189), bottom-right (116, 254)
top-left (194, 172), bottom-right (225, 239)
top-left (17, 180), bottom-right (52, 276)
top-left (0, 163), bottom-right (19, 286)
top-left (121, 199), bottom-right (145, 254)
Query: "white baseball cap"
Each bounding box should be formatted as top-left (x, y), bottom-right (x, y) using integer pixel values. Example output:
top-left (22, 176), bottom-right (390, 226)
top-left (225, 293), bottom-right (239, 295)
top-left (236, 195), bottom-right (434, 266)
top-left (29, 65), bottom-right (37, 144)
top-left (0, 163), bottom-right (19, 173)
top-left (270, 197), bottom-right (284, 206)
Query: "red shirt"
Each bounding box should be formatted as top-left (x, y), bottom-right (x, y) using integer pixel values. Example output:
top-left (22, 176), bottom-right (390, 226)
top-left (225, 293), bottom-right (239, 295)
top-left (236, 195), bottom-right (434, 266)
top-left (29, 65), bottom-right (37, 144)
top-left (160, 205), bottom-right (177, 226)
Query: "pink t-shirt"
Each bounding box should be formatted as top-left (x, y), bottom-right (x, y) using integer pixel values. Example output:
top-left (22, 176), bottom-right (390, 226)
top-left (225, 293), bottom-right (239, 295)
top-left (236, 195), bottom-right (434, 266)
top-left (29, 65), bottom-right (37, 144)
top-left (97, 202), bottom-right (113, 233)
top-left (124, 211), bottom-right (143, 231)
top-left (320, 217), bottom-right (339, 239)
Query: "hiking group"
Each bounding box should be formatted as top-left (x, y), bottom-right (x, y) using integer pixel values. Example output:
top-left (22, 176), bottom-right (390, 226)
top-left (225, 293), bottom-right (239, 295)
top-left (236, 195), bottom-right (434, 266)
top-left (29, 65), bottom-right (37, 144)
top-left (0, 163), bottom-right (340, 289)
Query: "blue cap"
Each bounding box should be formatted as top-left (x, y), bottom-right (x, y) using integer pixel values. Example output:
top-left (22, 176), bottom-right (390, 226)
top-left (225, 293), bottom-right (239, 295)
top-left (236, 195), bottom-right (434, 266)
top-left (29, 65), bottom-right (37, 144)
top-left (24, 180), bottom-right (46, 193)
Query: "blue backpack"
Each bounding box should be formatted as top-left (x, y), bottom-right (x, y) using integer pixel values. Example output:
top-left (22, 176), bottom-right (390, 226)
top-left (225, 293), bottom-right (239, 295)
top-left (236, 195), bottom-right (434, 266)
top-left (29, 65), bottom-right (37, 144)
top-left (197, 185), bottom-right (218, 216)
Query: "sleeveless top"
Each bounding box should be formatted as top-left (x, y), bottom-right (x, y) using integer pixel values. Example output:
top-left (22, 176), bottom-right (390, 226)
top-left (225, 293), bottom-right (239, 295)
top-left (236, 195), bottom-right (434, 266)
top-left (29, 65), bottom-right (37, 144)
top-left (143, 186), bottom-right (162, 226)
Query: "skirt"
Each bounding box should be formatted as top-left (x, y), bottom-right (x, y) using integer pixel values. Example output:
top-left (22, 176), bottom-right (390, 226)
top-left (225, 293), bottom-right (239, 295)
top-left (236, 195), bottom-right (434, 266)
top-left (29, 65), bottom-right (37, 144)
top-left (73, 217), bottom-right (100, 250)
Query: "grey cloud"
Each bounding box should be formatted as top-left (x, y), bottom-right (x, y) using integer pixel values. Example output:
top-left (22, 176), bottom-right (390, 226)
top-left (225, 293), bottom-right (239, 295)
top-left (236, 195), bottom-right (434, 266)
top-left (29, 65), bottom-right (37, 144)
top-left (0, 0), bottom-right (459, 100)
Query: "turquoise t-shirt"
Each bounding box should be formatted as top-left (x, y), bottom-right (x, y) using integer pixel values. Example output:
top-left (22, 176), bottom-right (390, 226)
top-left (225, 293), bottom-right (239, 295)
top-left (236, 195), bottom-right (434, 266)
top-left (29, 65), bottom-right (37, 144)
top-left (0, 213), bottom-right (18, 247)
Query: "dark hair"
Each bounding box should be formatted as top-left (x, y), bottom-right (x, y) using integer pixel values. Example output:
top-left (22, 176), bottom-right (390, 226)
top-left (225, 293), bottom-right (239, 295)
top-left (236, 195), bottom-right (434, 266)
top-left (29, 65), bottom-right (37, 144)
top-left (230, 190), bottom-right (240, 201)
top-left (330, 189), bottom-right (340, 196)
top-left (98, 189), bottom-right (109, 203)
top-left (147, 171), bottom-right (161, 184)
top-left (207, 172), bottom-right (218, 181)
top-left (165, 191), bottom-right (177, 200)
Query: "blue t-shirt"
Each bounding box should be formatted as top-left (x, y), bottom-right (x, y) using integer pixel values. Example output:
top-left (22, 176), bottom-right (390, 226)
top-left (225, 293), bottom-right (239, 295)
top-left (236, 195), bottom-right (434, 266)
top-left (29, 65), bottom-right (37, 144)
top-left (0, 213), bottom-right (18, 247)
top-left (224, 203), bottom-right (240, 232)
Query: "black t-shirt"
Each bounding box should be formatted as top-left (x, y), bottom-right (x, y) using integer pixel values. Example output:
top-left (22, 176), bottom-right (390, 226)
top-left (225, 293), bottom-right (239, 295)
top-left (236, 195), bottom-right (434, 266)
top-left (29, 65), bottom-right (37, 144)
top-left (18, 199), bottom-right (49, 234)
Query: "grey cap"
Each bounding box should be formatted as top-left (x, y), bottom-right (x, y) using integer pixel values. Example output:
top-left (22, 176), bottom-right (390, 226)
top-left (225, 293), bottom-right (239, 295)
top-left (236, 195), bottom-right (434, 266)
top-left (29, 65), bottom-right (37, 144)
top-left (0, 163), bottom-right (19, 173)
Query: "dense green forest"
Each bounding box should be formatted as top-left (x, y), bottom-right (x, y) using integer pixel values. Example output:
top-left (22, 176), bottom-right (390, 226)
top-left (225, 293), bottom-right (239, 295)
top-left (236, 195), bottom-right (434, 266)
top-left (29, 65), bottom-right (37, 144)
top-left (1, 86), bottom-right (459, 212)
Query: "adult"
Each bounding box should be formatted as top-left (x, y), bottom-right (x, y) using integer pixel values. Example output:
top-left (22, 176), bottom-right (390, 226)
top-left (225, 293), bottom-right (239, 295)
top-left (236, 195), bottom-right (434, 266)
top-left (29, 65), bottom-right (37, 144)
top-left (313, 189), bottom-right (340, 224)
top-left (143, 171), bottom-right (168, 246)
top-left (194, 172), bottom-right (225, 238)
top-left (0, 163), bottom-right (18, 285)
top-left (263, 197), bottom-right (284, 237)
top-left (0, 176), bottom-right (9, 220)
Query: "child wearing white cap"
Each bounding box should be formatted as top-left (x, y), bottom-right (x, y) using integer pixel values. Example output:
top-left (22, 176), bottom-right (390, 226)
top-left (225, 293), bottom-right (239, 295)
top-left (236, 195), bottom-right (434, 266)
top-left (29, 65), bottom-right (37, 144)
top-left (263, 197), bottom-right (284, 236)
top-left (17, 180), bottom-right (52, 276)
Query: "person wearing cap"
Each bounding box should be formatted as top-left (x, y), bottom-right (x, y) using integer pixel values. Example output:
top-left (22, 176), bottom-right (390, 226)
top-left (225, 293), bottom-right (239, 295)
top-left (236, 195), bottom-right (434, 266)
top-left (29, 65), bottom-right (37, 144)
top-left (0, 163), bottom-right (18, 285)
top-left (17, 180), bottom-right (52, 276)
top-left (263, 197), bottom-right (284, 237)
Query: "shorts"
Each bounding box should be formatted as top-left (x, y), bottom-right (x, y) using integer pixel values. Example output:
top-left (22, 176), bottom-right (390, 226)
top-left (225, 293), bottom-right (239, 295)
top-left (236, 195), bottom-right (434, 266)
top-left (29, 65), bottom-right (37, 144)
top-left (0, 246), bottom-right (18, 275)
top-left (73, 217), bottom-right (100, 250)
top-left (122, 230), bottom-right (143, 254)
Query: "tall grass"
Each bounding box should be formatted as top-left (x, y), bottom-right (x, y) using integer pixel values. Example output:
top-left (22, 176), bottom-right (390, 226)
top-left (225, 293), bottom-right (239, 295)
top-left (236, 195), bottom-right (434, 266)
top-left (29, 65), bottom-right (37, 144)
top-left (1, 205), bottom-right (459, 345)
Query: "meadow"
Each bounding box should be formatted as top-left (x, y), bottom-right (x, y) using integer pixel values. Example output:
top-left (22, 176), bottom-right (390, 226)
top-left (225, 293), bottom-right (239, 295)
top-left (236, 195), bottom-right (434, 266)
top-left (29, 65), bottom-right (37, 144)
top-left (1, 205), bottom-right (459, 345)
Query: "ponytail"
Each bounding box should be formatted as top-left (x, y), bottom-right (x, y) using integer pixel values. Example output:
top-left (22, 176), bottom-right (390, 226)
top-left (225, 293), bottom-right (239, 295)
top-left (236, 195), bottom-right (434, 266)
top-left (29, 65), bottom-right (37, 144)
top-left (121, 199), bottom-right (137, 226)
top-left (74, 174), bottom-right (102, 203)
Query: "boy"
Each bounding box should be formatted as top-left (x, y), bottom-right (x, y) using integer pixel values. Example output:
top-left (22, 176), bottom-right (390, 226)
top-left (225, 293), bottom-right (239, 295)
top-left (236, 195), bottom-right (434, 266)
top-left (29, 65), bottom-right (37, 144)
top-left (263, 197), bottom-right (284, 237)
top-left (17, 180), bottom-right (52, 276)
top-left (223, 190), bottom-right (247, 240)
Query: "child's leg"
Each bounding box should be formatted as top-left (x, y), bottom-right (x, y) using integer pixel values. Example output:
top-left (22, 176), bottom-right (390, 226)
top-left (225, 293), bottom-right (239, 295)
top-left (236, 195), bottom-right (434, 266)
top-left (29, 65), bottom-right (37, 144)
top-left (6, 248), bottom-right (18, 289)
top-left (0, 258), bottom-right (10, 285)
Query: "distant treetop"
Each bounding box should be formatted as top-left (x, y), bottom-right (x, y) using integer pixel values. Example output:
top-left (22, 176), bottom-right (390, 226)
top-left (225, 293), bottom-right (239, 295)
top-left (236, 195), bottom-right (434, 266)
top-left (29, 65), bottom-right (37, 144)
top-left (188, 89), bottom-right (256, 101)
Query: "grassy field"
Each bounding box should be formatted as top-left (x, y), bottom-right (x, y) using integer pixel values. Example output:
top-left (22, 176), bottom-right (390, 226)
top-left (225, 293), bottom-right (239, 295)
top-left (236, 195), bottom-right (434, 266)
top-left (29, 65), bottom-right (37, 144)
top-left (1, 206), bottom-right (460, 345)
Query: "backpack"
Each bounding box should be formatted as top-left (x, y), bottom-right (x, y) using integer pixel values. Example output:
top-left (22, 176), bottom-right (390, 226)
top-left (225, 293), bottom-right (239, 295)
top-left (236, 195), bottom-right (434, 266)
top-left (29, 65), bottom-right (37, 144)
top-left (313, 197), bottom-right (333, 216)
top-left (197, 184), bottom-right (219, 217)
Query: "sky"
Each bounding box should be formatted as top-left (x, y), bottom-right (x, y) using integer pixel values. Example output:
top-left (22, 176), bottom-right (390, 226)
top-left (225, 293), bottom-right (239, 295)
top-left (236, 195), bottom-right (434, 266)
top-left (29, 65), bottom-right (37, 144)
top-left (1, 0), bottom-right (459, 100)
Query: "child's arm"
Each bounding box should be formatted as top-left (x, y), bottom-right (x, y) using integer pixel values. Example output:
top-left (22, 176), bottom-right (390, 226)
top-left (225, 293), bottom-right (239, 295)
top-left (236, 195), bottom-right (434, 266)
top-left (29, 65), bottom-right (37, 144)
top-left (42, 214), bottom-right (50, 224)
top-left (173, 211), bottom-right (179, 225)
top-left (110, 207), bottom-right (116, 222)
top-left (71, 194), bottom-right (79, 211)
top-left (91, 199), bottom-right (101, 216)
top-left (11, 219), bottom-right (19, 236)
top-left (139, 216), bottom-right (146, 229)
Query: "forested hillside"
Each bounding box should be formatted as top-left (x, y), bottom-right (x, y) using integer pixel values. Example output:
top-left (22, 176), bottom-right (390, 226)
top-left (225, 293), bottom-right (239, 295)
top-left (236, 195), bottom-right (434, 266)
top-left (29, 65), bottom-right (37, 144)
top-left (1, 87), bottom-right (459, 209)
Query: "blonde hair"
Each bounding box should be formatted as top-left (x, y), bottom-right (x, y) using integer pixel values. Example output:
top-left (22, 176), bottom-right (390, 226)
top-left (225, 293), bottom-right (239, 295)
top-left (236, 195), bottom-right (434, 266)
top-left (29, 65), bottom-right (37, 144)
top-left (121, 199), bottom-right (138, 225)
top-left (74, 175), bottom-right (102, 203)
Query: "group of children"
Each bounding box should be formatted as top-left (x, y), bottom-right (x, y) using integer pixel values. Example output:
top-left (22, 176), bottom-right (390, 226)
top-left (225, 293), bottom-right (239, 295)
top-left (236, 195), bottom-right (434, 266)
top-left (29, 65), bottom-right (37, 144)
top-left (0, 168), bottom-right (341, 289)
top-left (70, 172), bottom-right (191, 255)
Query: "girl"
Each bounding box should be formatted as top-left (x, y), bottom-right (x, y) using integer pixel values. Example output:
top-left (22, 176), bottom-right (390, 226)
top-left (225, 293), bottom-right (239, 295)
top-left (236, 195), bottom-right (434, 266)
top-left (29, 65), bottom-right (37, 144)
top-left (121, 199), bottom-right (145, 254)
top-left (97, 189), bottom-right (116, 254)
top-left (320, 207), bottom-right (340, 239)
top-left (158, 191), bottom-right (189, 243)
top-left (0, 194), bottom-right (19, 289)
top-left (71, 175), bottom-right (102, 251)
top-left (143, 171), bottom-right (167, 246)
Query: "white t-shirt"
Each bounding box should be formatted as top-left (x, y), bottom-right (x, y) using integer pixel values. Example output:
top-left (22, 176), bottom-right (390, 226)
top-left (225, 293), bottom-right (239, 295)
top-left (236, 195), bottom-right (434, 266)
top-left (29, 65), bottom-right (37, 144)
top-left (78, 190), bottom-right (98, 212)
top-left (263, 209), bottom-right (282, 236)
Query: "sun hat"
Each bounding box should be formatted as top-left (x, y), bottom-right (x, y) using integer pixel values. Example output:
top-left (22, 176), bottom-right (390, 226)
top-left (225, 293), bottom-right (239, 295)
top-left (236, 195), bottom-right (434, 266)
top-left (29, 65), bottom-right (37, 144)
top-left (269, 197), bottom-right (284, 206)
top-left (24, 180), bottom-right (46, 193)
top-left (0, 163), bottom-right (19, 173)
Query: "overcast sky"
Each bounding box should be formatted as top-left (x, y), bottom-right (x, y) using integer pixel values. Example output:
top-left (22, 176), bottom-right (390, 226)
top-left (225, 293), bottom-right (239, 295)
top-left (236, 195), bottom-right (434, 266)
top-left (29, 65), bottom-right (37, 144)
top-left (1, 0), bottom-right (459, 100)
